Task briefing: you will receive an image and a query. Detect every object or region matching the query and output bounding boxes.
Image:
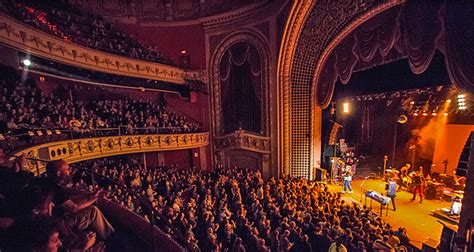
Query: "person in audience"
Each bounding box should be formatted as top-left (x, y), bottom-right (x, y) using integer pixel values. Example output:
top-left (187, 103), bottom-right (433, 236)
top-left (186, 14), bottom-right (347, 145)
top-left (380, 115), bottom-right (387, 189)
top-left (5, 181), bottom-right (97, 251)
top-left (329, 237), bottom-right (347, 252)
top-left (44, 159), bottom-right (115, 240)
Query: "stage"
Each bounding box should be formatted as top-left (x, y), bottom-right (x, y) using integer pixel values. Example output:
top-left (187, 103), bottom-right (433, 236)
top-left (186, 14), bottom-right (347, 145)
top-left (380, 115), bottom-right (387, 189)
top-left (328, 177), bottom-right (453, 249)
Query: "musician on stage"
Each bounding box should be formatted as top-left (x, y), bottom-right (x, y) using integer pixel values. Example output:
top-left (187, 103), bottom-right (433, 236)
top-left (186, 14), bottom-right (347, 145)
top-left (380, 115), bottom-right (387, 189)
top-left (386, 178), bottom-right (397, 211)
top-left (410, 170), bottom-right (426, 203)
top-left (342, 170), bottom-right (353, 193)
top-left (398, 164), bottom-right (411, 191)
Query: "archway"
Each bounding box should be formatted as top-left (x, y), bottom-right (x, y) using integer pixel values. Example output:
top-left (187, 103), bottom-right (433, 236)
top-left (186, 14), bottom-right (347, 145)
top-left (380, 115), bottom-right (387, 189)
top-left (209, 30), bottom-right (271, 175)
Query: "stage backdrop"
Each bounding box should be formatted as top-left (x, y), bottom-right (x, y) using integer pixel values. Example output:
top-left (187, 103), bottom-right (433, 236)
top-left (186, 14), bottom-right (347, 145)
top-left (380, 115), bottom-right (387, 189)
top-left (432, 124), bottom-right (474, 175)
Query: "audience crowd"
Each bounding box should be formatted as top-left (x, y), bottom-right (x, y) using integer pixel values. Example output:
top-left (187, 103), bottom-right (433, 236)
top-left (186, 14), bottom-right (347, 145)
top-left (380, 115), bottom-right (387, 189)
top-left (0, 69), bottom-right (200, 139)
top-left (0, 156), bottom-right (115, 251)
top-left (2, 0), bottom-right (173, 65)
top-left (73, 155), bottom-right (412, 252)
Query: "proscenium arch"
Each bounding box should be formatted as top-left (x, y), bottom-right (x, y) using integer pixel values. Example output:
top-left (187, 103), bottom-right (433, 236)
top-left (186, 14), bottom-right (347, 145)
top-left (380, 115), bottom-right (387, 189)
top-left (278, 0), bottom-right (405, 178)
top-left (209, 29), bottom-right (271, 140)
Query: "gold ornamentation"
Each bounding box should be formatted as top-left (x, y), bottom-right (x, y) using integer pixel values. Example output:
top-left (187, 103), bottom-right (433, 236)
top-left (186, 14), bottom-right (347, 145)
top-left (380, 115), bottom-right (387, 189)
top-left (0, 14), bottom-right (186, 84)
top-left (11, 133), bottom-right (209, 174)
top-left (214, 131), bottom-right (270, 154)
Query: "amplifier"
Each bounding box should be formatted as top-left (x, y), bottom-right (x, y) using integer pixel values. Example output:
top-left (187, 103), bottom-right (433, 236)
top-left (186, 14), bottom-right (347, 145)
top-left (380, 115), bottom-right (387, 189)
top-left (425, 183), bottom-right (443, 200)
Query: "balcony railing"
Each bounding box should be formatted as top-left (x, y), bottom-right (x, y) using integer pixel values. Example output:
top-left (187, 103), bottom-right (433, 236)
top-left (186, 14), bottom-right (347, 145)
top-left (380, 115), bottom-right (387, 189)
top-left (0, 13), bottom-right (186, 84)
top-left (8, 131), bottom-right (209, 175)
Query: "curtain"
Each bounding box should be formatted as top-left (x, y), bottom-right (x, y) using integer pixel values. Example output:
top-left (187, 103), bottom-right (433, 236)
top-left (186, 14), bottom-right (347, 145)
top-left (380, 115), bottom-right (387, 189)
top-left (444, 1), bottom-right (474, 93)
top-left (220, 43), bottom-right (262, 134)
top-left (316, 0), bottom-right (474, 107)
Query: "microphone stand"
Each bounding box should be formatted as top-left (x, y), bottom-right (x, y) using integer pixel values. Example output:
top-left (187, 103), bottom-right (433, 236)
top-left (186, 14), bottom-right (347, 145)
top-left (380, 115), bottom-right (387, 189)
top-left (360, 176), bottom-right (371, 202)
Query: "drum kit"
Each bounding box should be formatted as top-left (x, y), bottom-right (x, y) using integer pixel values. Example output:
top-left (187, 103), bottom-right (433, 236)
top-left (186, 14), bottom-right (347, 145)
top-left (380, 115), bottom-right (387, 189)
top-left (384, 168), bottom-right (419, 191)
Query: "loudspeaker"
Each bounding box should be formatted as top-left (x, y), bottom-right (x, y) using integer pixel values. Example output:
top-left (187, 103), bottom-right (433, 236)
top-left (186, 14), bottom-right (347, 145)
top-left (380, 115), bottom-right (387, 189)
top-left (425, 183), bottom-right (443, 200)
top-left (422, 238), bottom-right (438, 252)
top-left (439, 224), bottom-right (457, 252)
top-left (328, 122), bottom-right (342, 145)
top-left (456, 132), bottom-right (473, 177)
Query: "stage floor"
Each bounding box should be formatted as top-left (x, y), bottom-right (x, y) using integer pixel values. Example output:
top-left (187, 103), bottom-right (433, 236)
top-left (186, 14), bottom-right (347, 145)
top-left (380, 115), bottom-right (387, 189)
top-left (328, 177), bottom-right (452, 249)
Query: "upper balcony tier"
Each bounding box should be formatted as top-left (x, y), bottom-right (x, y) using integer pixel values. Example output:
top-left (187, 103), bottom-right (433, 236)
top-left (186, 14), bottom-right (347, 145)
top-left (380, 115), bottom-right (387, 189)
top-left (0, 13), bottom-right (190, 84)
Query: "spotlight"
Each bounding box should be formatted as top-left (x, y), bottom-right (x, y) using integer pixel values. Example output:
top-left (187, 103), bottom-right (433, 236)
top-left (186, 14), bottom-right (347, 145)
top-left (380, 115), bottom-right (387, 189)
top-left (343, 102), bottom-right (349, 114)
top-left (446, 99), bottom-right (451, 103)
top-left (422, 112), bottom-right (428, 116)
top-left (457, 94), bottom-right (467, 110)
top-left (413, 112), bottom-right (419, 116)
top-left (22, 59), bottom-right (31, 66)
top-left (443, 112), bottom-right (448, 116)
top-left (431, 111), bottom-right (437, 116)
top-left (410, 101), bottom-right (415, 105)
top-left (180, 49), bottom-right (187, 54)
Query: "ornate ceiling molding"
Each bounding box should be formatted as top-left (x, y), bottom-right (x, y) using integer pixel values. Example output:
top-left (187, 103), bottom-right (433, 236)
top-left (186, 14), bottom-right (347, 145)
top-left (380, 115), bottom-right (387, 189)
top-left (12, 132), bottom-right (209, 175)
top-left (0, 13), bottom-right (186, 84)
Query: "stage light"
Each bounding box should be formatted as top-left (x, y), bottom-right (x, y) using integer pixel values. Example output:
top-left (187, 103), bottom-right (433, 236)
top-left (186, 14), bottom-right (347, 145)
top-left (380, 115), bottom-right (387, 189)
top-left (443, 112), bottom-right (448, 116)
top-left (413, 109), bottom-right (419, 116)
top-left (410, 101), bottom-right (415, 105)
top-left (422, 112), bottom-right (428, 116)
top-left (458, 94), bottom-right (465, 99)
top-left (22, 59), bottom-right (31, 66)
top-left (446, 99), bottom-right (451, 103)
top-left (181, 49), bottom-right (187, 54)
top-left (343, 102), bottom-right (349, 114)
top-left (432, 111), bottom-right (437, 116)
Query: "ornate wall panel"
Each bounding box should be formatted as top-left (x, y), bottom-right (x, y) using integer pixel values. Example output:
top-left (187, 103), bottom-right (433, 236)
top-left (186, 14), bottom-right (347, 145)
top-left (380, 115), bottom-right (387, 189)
top-left (13, 133), bottom-right (209, 174)
top-left (278, 0), bottom-right (404, 179)
top-left (0, 14), bottom-right (186, 84)
top-left (214, 130), bottom-right (271, 154)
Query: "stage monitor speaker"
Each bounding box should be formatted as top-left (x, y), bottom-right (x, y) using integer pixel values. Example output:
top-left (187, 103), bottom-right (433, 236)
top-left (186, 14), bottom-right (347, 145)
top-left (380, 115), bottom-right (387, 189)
top-left (425, 183), bottom-right (443, 200)
top-left (439, 223), bottom-right (457, 252)
top-left (422, 238), bottom-right (438, 252)
top-left (456, 131), bottom-right (473, 177)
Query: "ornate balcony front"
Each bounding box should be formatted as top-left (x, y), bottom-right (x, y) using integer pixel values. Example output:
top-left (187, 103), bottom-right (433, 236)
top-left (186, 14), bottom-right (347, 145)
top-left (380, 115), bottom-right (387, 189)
top-left (214, 130), bottom-right (270, 154)
top-left (13, 132), bottom-right (209, 174)
top-left (0, 13), bottom-right (185, 84)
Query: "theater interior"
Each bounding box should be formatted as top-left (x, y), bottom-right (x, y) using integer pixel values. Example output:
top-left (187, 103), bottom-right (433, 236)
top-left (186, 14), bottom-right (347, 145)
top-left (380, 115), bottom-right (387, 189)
top-left (0, 0), bottom-right (473, 251)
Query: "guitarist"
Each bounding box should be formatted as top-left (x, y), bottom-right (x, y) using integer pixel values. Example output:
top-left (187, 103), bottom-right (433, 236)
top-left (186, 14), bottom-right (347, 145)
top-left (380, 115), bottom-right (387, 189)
top-left (410, 170), bottom-right (426, 203)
